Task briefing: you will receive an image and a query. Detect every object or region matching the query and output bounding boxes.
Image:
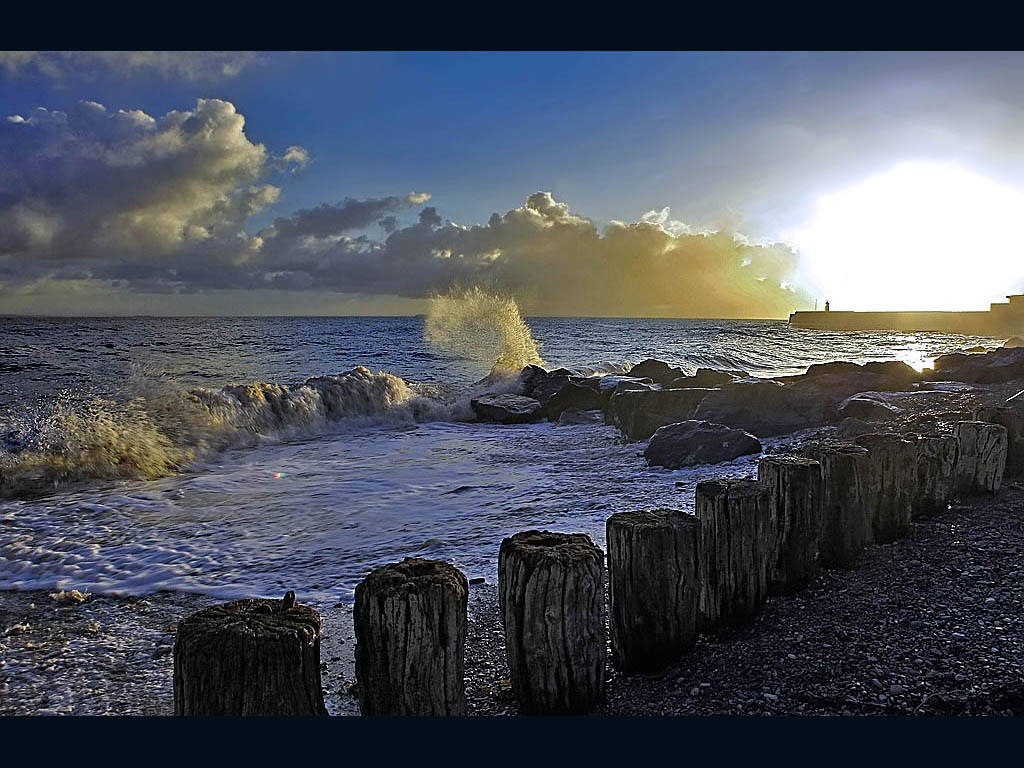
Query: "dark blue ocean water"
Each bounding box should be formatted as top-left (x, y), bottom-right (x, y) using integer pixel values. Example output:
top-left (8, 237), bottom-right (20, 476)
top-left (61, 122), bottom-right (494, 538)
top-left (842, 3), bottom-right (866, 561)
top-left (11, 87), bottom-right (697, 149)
top-left (0, 314), bottom-right (1003, 603)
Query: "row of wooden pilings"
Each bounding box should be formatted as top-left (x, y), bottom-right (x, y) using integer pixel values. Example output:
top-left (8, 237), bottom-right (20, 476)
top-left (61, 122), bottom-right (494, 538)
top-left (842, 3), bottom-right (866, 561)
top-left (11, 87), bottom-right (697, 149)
top-left (172, 410), bottom-right (1020, 715)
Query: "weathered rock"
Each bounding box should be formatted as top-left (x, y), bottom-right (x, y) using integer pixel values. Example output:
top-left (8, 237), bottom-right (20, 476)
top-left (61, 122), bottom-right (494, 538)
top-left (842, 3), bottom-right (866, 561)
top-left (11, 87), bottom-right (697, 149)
top-left (818, 445), bottom-right (873, 569)
top-left (854, 433), bottom-right (918, 543)
top-left (803, 361), bottom-right (864, 378)
top-left (354, 558), bottom-right (468, 716)
top-left (915, 435), bottom-right (958, 517)
top-left (606, 510), bottom-right (699, 672)
top-left (931, 347), bottom-right (1024, 384)
top-left (498, 530), bottom-right (605, 714)
top-left (470, 393), bottom-right (542, 424)
top-left (629, 359), bottom-right (685, 386)
top-left (1002, 336), bottom-right (1024, 348)
top-left (954, 421), bottom-right (1007, 494)
top-left (836, 417), bottom-right (876, 439)
top-left (518, 364), bottom-right (549, 397)
top-left (668, 368), bottom-right (748, 389)
top-left (542, 381), bottom-right (606, 420)
top-left (861, 360), bottom-right (922, 387)
top-left (837, 395), bottom-right (904, 422)
top-left (530, 374), bottom-right (576, 405)
top-left (644, 420), bottom-right (763, 469)
top-left (757, 456), bottom-right (822, 595)
top-left (173, 593), bottom-right (327, 716)
top-left (556, 408), bottom-right (604, 426)
top-left (694, 479), bottom-right (772, 633)
top-left (694, 379), bottom-right (829, 436)
top-left (607, 388), bottom-right (714, 441)
top-left (973, 406), bottom-right (1024, 479)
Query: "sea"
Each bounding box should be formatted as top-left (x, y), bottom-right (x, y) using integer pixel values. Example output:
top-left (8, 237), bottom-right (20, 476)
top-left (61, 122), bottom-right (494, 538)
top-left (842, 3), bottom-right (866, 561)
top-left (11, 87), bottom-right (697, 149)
top-left (0, 299), bottom-right (1003, 606)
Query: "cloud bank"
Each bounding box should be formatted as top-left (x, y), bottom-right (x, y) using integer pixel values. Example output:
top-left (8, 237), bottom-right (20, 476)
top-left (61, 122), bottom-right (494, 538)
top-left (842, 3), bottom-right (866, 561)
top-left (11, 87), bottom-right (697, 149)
top-left (0, 98), bottom-right (809, 317)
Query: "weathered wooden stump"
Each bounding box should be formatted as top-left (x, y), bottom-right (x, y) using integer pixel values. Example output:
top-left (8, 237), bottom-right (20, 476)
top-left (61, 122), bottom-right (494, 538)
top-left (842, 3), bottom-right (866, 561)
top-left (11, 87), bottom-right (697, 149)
top-left (974, 406), bottom-right (1024, 479)
top-left (354, 557), bottom-right (468, 716)
top-left (818, 445), bottom-right (873, 569)
top-left (954, 421), bottom-right (1008, 494)
top-left (173, 591), bottom-right (327, 716)
top-left (606, 509), bottom-right (699, 672)
top-left (914, 435), bottom-right (958, 517)
top-left (855, 433), bottom-right (918, 543)
top-left (694, 479), bottom-right (771, 633)
top-left (498, 530), bottom-right (605, 714)
top-left (757, 455), bottom-right (822, 595)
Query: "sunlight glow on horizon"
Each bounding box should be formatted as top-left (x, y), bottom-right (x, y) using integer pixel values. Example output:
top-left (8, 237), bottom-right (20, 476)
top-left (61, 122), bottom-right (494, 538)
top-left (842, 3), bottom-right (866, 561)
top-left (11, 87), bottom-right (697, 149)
top-left (787, 162), bottom-right (1024, 312)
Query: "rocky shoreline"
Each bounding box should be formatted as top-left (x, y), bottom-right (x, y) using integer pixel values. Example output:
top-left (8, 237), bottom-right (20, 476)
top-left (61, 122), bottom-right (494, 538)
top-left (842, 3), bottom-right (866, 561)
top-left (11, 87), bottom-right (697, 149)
top-left (3, 343), bottom-right (1024, 715)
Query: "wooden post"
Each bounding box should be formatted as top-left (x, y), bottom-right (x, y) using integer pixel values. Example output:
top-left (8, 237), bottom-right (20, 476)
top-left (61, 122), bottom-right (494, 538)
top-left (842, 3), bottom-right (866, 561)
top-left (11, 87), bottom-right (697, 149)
top-left (694, 479), bottom-right (771, 634)
top-left (757, 455), bottom-right (822, 595)
top-left (354, 557), bottom-right (468, 716)
top-left (914, 435), bottom-right (958, 517)
top-left (606, 509), bottom-right (699, 672)
top-left (173, 591), bottom-right (327, 716)
top-left (855, 433), bottom-right (918, 543)
top-left (818, 445), bottom-right (872, 569)
top-left (974, 406), bottom-right (1024, 479)
top-left (954, 421), bottom-right (1008, 495)
top-left (498, 530), bottom-right (605, 714)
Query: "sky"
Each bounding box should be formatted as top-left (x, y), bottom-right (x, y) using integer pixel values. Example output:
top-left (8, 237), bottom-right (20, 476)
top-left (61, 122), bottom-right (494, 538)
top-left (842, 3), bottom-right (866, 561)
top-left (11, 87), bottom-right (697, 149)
top-left (2, 50), bottom-right (1024, 317)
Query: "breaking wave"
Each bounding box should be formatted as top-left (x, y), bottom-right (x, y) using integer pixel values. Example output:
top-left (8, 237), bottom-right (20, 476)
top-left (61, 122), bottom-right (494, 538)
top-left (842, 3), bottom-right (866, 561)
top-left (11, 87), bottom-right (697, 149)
top-left (0, 366), bottom-right (456, 497)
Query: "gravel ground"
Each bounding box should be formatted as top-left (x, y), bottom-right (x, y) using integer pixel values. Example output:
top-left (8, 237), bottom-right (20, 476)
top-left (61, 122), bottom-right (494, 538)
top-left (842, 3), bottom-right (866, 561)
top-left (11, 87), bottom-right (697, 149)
top-left (3, 482), bottom-right (1022, 715)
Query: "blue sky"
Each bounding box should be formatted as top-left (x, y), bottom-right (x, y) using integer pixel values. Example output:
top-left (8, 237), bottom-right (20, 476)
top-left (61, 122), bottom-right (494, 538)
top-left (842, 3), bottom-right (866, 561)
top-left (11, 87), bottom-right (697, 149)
top-left (2, 51), bottom-right (1024, 315)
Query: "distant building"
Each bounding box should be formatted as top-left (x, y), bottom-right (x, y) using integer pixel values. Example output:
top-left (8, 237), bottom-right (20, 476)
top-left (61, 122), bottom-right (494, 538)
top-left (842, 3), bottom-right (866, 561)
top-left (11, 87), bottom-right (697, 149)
top-left (824, 300), bottom-right (830, 312)
top-left (789, 294), bottom-right (1024, 336)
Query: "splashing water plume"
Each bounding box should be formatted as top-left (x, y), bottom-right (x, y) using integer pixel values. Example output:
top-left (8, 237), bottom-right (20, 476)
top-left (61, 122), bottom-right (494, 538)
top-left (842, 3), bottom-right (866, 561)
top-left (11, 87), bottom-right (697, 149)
top-left (424, 287), bottom-right (543, 374)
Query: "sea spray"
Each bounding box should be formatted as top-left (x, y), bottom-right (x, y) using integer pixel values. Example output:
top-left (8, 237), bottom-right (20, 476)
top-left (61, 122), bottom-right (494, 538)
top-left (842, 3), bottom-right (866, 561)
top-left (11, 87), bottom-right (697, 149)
top-left (424, 287), bottom-right (544, 374)
top-left (0, 366), bottom-right (453, 496)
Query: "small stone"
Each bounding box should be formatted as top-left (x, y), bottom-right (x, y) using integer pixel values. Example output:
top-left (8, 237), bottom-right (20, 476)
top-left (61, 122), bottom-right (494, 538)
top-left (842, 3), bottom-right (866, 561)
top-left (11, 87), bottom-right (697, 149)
top-left (952, 632), bottom-right (966, 640)
top-left (889, 685), bottom-right (905, 695)
top-left (910, 620), bottom-right (923, 629)
top-left (763, 693), bottom-right (779, 702)
top-left (985, 597), bottom-right (996, 605)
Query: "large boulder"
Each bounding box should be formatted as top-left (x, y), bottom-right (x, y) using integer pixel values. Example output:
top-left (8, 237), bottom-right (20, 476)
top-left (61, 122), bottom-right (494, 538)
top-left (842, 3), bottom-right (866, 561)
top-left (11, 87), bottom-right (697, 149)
top-left (836, 417), bottom-right (876, 439)
top-left (931, 347), bottom-right (1024, 384)
top-left (542, 382), bottom-right (606, 420)
top-left (668, 368), bottom-right (748, 389)
top-left (556, 408), bottom-right (605, 426)
top-left (518, 365), bottom-right (549, 397)
top-left (693, 379), bottom-right (829, 436)
top-left (470, 393), bottom-right (542, 424)
top-left (836, 394), bottom-right (904, 422)
top-left (644, 420), bottom-right (763, 469)
top-left (629, 359), bottom-right (685, 386)
top-left (607, 388), bottom-right (715, 441)
top-left (530, 374), bottom-right (576, 405)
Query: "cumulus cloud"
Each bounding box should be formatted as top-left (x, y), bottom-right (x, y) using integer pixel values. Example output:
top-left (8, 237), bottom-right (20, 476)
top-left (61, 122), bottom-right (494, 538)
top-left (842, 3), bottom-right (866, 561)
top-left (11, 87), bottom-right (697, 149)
top-left (243, 191), bottom-right (810, 317)
top-left (0, 97), bottom-right (808, 317)
top-left (0, 51), bottom-right (260, 81)
top-left (0, 98), bottom-right (307, 290)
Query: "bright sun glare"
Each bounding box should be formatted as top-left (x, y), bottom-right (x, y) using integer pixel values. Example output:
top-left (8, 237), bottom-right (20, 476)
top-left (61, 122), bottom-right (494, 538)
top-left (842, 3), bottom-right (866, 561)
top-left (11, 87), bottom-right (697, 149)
top-left (789, 162), bottom-right (1024, 312)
